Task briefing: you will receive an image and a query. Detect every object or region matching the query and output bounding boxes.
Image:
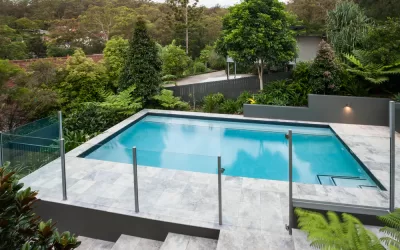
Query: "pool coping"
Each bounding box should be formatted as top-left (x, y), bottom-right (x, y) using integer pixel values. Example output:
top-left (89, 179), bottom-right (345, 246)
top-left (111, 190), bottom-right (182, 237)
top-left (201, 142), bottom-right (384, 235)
top-left (20, 109), bottom-right (399, 237)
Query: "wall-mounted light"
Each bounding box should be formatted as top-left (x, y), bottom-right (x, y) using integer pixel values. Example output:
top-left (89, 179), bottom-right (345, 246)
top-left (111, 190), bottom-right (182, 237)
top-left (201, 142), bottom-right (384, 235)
top-left (344, 103), bottom-right (352, 113)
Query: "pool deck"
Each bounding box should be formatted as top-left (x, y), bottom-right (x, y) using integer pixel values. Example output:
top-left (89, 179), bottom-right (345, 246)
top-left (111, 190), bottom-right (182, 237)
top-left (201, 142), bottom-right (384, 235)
top-left (20, 109), bottom-right (400, 249)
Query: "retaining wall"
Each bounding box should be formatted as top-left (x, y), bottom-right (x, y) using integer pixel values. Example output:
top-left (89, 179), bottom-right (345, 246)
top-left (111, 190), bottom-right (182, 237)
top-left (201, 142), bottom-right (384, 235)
top-left (244, 94), bottom-right (393, 127)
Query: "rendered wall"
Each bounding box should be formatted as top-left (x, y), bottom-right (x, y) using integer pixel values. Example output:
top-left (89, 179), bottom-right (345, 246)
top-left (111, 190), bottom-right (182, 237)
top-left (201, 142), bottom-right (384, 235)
top-left (244, 94), bottom-right (390, 126)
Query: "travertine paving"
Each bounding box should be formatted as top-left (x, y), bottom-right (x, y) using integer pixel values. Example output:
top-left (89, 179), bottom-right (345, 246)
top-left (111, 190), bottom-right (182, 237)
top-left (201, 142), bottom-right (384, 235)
top-left (20, 110), bottom-right (400, 250)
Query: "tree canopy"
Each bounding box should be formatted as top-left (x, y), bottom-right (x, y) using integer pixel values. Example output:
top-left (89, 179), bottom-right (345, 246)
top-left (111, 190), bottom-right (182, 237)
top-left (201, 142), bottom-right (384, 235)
top-left (216, 0), bottom-right (297, 89)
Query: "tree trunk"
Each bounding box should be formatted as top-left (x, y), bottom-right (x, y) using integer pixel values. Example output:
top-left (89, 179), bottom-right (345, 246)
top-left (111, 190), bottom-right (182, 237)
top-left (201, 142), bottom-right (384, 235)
top-left (258, 60), bottom-right (264, 90)
top-left (185, 3), bottom-right (189, 55)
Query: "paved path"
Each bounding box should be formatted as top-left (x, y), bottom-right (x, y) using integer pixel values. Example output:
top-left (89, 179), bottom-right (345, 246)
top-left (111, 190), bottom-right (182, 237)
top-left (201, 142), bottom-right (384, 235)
top-left (166, 71), bottom-right (253, 87)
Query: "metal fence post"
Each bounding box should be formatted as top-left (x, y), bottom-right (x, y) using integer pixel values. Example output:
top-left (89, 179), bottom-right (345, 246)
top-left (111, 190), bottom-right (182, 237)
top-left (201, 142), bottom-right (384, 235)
top-left (133, 147), bottom-right (139, 213)
top-left (285, 130), bottom-right (293, 235)
top-left (389, 101), bottom-right (395, 212)
top-left (218, 156), bottom-right (223, 225)
top-left (60, 138), bottom-right (67, 200)
top-left (0, 132), bottom-right (3, 166)
top-left (58, 111), bottom-right (67, 200)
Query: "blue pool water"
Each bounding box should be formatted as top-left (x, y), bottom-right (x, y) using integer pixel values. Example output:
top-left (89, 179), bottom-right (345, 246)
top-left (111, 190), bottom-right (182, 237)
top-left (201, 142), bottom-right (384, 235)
top-left (84, 115), bottom-right (379, 188)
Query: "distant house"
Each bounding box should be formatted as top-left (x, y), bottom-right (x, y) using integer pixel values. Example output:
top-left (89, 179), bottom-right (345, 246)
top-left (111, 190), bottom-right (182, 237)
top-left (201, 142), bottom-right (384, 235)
top-left (295, 35), bottom-right (323, 62)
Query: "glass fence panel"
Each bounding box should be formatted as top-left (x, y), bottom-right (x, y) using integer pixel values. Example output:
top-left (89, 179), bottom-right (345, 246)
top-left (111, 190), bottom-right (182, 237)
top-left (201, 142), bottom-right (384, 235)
top-left (1, 132), bottom-right (60, 178)
top-left (58, 142), bottom-right (221, 224)
top-left (6, 114), bottom-right (59, 140)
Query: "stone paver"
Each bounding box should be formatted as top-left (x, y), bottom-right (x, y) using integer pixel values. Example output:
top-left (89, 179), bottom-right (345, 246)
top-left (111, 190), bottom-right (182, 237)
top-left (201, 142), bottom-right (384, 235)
top-left (19, 110), bottom-right (400, 250)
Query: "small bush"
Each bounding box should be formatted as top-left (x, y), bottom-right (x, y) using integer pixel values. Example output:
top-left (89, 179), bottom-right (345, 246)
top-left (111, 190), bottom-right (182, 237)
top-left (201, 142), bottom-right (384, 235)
top-left (203, 93), bottom-right (224, 113)
top-left (208, 49), bottom-right (226, 70)
top-left (46, 44), bottom-right (75, 57)
top-left (292, 61), bottom-right (312, 85)
top-left (152, 89), bottom-right (190, 110)
top-left (162, 74), bottom-right (178, 81)
top-left (192, 61), bottom-right (207, 74)
top-left (220, 99), bottom-right (239, 114)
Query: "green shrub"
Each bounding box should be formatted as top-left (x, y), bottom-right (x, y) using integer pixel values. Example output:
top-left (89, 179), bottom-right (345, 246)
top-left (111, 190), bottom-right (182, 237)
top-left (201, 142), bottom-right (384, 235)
top-left (57, 49), bottom-right (109, 110)
top-left (292, 61), bottom-right (312, 85)
top-left (192, 61), bottom-right (207, 74)
top-left (64, 129), bottom-right (94, 152)
top-left (203, 93), bottom-right (224, 113)
top-left (103, 37), bottom-right (129, 90)
top-left (0, 162), bottom-right (81, 250)
top-left (236, 91), bottom-right (253, 106)
top-left (152, 89), bottom-right (190, 110)
top-left (46, 44), bottom-right (75, 57)
top-left (220, 99), bottom-right (239, 114)
top-left (161, 40), bottom-right (191, 77)
top-left (162, 74), bottom-right (178, 81)
top-left (64, 103), bottom-right (124, 136)
top-left (208, 49), bottom-right (225, 70)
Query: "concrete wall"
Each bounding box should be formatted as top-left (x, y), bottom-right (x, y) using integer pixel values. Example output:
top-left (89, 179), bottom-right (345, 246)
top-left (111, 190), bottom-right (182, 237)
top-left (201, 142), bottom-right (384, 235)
top-left (244, 94), bottom-right (390, 126)
top-left (35, 200), bottom-right (219, 242)
top-left (296, 36), bottom-right (322, 62)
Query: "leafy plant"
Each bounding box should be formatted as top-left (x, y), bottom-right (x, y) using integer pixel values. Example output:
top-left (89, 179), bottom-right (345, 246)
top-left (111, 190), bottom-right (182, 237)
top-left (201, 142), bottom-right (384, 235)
top-left (393, 93), bottom-right (400, 102)
top-left (94, 85), bottom-right (142, 117)
top-left (342, 81), bottom-right (371, 97)
top-left (343, 50), bottom-right (400, 84)
top-left (295, 208), bottom-right (385, 250)
top-left (220, 99), bottom-right (239, 114)
top-left (379, 209), bottom-right (400, 249)
top-left (202, 93), bottom-right (224, 113)
top-left (64, 130), bottom-right (93, 152)
top-left (152, 89), bottom-right (190, 110)
top-left (292, 61), bottom-right (312, 85)
top-left (0, 162), bottom-right (80, 249)
top-left (191, 61), bottom-right (207, 74)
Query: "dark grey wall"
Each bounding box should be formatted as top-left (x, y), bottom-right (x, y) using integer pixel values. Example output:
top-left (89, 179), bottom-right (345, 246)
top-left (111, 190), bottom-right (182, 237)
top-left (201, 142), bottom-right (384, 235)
top-left (34, 200), bottom-right (219, 242)
top-left (244, 94), bottom-right (390, 126)
top-left (166, 72), bottom-right (291, 102)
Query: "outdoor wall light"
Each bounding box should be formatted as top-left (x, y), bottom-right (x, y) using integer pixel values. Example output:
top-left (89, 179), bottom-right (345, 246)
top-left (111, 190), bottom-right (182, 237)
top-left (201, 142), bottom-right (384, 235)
top-left (344, 103), bottom-right (352, 113)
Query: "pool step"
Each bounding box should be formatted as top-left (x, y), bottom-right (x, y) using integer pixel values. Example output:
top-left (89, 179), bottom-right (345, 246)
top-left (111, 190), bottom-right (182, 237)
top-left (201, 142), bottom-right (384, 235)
top-left (316, 174), bottom-right (378, 189)
top-left (111, 234), bottom-right (163, 250)
top-left (160, 233), bottom-right (217, 250)
top-left (76, 236), bottom-right (115, 250)
top-left (216, 229), bottom-right (295, 250)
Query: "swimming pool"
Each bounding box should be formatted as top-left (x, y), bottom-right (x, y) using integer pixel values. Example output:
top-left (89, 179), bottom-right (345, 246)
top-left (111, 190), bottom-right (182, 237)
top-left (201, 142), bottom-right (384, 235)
top-left (83, 115), bottom-right (380, 188)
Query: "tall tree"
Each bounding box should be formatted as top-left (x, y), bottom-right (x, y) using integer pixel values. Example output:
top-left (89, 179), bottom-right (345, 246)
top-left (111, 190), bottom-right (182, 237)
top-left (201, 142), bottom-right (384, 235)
top-left (167, 0), bottom-right (201, 55)
top-left (78, 4), bottom-right (136, 42)
top-left (326, 1), bottom-right (370, 56)
top-left (216, 0), bottom-right (297, 90)
top-left (118, 18), bottom-right (162, 102)
top-left (355, 0), bottom-right (399, 21)
top-left (286, 0), bottom-right (338, 35)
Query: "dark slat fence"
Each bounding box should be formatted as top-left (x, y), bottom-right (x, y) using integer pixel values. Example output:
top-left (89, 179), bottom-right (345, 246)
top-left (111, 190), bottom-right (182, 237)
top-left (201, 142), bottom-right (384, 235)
top-left (166, 72), bottom-right (291, 102)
